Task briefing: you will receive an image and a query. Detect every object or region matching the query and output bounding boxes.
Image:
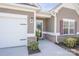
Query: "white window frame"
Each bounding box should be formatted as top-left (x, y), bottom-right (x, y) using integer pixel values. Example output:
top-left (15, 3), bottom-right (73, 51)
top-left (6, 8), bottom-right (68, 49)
top-left (63, 19), bottom-right (75, 35)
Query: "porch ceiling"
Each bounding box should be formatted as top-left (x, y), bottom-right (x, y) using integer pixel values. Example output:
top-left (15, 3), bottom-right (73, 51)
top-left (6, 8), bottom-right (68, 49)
top-left (36, 11), bottom-right (51, 18)
top-left (36, 13), bottom-right (51, 18)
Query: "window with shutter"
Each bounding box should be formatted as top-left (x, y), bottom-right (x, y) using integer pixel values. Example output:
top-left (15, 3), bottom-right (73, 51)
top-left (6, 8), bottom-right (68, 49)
top-left (60, 19), bottom-right (76, 35)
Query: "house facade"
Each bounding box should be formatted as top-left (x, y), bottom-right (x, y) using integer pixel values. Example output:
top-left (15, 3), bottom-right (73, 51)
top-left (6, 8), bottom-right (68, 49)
top-left (0, 3), bottom-right (79, 48)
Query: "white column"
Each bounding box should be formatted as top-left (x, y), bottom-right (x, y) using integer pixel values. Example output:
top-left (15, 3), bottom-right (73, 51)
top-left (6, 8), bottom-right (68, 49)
top-left (34, 11), bottom-right (36, 36)
top-left (54, 13), bottom-right (59, 43)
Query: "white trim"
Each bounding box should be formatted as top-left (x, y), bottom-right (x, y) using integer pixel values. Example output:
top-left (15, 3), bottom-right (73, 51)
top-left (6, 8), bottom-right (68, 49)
top-left (54, 4), bottom-right (77, 13)
top-left (43, 32), bottom-right (79, 36)
top-left (43, 31), bottom-right (78, 36)
top-left (56, 33), bottom-right (60, 35)
top-left (54, 13), bottom-right (57, 34)
top-left (27, 34), bottom-right (35, 37)
top-left (43, 32), bottom-right (77, 36)
top-left (0, 4), bottom-right (38, 12)
top-left (36, 12), bottom-right (51, 18)
top-left (55, 13), bottom-right (59, 43)
top-left (34, 11), bottom-right (36, 36)
top-left (62, 34), bottom-right (76, 35)
top-left (51, 12), bottom-right (58, 43)
top-left (57, 32), bottom-right (76, 36)
top-left (63, 18), bottom-right (76, 22)
top-left (36, 20), bottom-right (43, 23)
top-left (10, 4), bottom-right (40, 10)
top-left (77, 32), bottom-right (79, 34)
top-left (43, 32), bottom-right (60, 36)
top-left (43, 32), bottom-right (55, 35)
top-left (0, 12), bottom-right (27, 18)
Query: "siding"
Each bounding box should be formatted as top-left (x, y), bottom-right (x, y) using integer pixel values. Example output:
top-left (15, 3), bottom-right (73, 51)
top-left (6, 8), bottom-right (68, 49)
top-left (57, 7), bottom-right (79, 33)
top-left (46, 16), bottom-right (54, 33)
top-left (57, 7), bottom-right (79, 42)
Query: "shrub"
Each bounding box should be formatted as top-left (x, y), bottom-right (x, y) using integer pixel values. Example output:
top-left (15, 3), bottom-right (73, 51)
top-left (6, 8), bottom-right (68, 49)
top-left (76, 37), bottom-right (79, 45)
top-left (36, 30), bottom-right (41, 41)
top-left (29, 41), bottom-right (39, 51)
top-left (71, 37), bottom-right (79, 45)
top-left (36, 31), bottom-right (40, 37)
top-left (63, 37), bottom-right (77, 48)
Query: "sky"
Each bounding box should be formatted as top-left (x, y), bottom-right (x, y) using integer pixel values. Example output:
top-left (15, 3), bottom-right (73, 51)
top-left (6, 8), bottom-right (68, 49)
top-left (39, 3), bottom-right (59, 11)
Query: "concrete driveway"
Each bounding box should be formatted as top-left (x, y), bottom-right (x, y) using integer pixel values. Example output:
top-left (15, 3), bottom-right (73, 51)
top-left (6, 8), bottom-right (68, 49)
top-left (0, 40), bottom-right (75, 56)
top-left (0, 46), bottom-right (28, 56)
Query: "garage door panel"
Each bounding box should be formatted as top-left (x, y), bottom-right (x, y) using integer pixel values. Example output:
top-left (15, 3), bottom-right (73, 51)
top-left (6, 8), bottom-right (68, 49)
top-left (0, 17), bottom-right (27, 48)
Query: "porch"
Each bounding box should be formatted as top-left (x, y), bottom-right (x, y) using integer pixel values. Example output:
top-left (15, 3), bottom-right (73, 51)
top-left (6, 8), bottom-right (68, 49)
top-left (36, 11), bottom-right (56, 42)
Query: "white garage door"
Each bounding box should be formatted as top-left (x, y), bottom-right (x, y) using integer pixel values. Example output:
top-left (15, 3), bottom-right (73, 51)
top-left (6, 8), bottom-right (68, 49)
top-left (0, 13), bottom-right (27, 48)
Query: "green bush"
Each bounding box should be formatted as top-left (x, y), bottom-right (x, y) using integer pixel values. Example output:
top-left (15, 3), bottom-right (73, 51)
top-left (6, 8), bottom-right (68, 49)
top-left (75, 37), bottom-right (79, 45)
top-left (63, 37), bottom-right (77, 48)
top-left (29, 41), bottom-right (39, 51)
top-left (36, 31), bottom-right (40, 37)
top-left (71, 37), bottom-right (79, 45)
top-left (36, 31), bottom-right (41, 41)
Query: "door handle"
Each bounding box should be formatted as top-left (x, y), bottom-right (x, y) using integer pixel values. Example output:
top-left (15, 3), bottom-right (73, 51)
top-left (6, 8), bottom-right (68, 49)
top-left (20, 24), bottom-right (27, 25)
top-left (20, 39), bottom-right (26, 41)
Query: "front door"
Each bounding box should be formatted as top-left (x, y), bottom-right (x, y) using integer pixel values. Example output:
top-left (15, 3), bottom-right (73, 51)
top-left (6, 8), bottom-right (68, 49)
top-left (36, 20), bottom-right (43, 39)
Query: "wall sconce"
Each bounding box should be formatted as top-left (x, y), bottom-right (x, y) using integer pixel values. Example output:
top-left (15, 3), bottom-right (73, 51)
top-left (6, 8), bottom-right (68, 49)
top-left (30, 17), bottom-right (33, 23)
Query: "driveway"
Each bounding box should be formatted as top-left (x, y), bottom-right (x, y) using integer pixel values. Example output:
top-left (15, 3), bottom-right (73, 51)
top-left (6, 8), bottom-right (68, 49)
top-left (0, 40), bottom-right (75, 56)
top-left (0, 46), bottom-right (28, 56)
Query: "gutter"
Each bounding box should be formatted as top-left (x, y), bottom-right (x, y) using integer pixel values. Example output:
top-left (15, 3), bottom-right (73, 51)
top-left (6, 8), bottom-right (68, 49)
top-left (0, 3), bottom-right (40, 12)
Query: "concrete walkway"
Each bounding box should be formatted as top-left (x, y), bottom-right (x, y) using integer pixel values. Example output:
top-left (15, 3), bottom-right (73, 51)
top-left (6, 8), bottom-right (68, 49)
top-left (0, 40), bottom-right (75, 56)
top-left (31, 40), bottom-right (75, 56)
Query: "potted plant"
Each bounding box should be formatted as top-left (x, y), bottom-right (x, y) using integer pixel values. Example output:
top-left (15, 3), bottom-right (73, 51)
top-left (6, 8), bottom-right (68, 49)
top-left (27, 41), bottom-right (40, 54)
top-left (36, 30), bottom-right (41, 41)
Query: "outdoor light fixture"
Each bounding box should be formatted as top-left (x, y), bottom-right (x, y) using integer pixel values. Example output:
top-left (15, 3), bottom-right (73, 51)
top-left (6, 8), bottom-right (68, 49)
top-left (30, 17), bottom-right (33, 23)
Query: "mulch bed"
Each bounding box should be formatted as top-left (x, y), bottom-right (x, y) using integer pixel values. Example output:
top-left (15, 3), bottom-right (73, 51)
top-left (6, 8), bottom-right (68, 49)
top-left (27, 46), bottom-right (40, 55)
top-left (55, 42), bottom-right (79, 56)
top-left (72, 45), bottom-right (79, 56)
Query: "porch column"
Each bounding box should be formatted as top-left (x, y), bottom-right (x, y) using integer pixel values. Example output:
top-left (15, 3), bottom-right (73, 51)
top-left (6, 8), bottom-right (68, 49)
top-left (34, 11), bottom-right (36, 36)
top-left (54, 12), bottom-right (59, 43)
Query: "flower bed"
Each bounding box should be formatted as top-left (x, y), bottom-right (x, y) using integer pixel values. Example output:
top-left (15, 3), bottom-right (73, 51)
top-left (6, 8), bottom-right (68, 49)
top-left (55, 37), bottom-right (79, 56)
top-left (55, 42), bottom-right (79, 56)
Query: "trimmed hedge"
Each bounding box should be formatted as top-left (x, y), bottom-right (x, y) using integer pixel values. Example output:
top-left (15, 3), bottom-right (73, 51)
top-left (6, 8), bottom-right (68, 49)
top-left (63, 37), bottom-right (77, 48)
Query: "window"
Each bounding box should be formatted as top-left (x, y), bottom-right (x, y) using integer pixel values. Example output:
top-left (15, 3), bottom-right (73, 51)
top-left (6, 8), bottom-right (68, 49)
top-left (63, 21), bottom-right (68, 34)
top-left (70, 22), bottom-right (75, 34)
top-left (63, 20), bottom-right (75, 35)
